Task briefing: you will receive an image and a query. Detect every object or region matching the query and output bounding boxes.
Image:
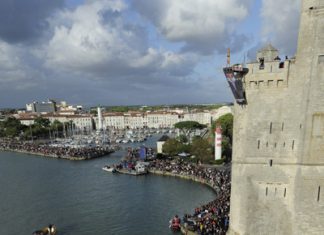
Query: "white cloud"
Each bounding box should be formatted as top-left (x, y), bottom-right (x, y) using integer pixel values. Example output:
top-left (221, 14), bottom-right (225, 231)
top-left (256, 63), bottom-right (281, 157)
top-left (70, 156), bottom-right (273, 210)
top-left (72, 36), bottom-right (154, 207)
top-left (0, 0), bottom-right (238, 106)
top-left (134, 0), bottom-right (253, 54)
top-left (0, 41), bottom-right (40, 89)
top-left (260, 0), bottom-right (301, 56)
top-left (44, 0), bottom-right (197, 79)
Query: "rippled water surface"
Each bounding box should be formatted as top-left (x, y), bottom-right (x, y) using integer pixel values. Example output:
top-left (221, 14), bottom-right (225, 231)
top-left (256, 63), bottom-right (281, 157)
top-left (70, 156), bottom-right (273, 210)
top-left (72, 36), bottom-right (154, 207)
top-left (0, 136), bottom-right (215, 235)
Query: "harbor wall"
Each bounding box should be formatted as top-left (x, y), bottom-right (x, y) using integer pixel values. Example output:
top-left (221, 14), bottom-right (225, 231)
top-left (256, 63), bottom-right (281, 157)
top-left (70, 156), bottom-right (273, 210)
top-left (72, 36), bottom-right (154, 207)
top-left (0, 148), bottom-right (113, 161)
top-left (148, 170), bottom-right (219, 194)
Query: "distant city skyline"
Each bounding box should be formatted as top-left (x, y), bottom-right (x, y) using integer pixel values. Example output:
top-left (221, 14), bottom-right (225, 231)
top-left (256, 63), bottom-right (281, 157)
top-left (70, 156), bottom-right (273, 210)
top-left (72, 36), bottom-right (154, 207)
top-left (0, 0), bottom-right (301, 108)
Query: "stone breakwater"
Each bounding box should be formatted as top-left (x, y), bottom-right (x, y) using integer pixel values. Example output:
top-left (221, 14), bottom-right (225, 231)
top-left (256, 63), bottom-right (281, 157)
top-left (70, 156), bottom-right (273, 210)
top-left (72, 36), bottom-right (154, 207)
top-left (0, 140), bottom-right (115, 160)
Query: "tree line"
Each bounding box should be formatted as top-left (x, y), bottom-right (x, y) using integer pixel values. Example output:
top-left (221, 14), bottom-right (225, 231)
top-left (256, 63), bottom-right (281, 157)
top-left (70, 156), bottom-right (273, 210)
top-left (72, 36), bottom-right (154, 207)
top-left (0, 117), bottom-right (75, 140)
top-left (161, 113), bottom-right (233, 164)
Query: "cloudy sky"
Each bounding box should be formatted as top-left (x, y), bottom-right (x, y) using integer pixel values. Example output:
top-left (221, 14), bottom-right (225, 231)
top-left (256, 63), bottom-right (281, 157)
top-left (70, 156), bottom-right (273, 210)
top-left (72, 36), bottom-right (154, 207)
top-left (0, 0), bottom-right (301, 108)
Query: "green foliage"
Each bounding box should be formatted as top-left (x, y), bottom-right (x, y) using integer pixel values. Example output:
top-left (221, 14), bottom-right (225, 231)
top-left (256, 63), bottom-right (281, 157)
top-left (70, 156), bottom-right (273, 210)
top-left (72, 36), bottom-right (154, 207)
top-left (90, 109), bottom-right (98, 115)
top-left (190, 137), bottom-right (212, 163)
top-left (34, 117), bottom-right (50, 128)
top-left (174, 121), bottom-right (206, 130)
top-left (50, 120), bottom-right (63, 131)
top-left (0, 117), bottom-right (26, 138)
top-left (107, 106), bottom-right (130, 113)
top-left (162, 138), bottom-right (184, 156)
top-left (174, 121), bottom-right (206, 143)
top-left (177, 134), bottom-right (188, 143)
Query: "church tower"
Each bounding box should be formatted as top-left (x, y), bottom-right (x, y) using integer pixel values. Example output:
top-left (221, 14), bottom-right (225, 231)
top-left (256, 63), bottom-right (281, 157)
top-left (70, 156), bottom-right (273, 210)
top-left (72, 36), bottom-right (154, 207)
top-left (227, 1), bottom-right (324, 234)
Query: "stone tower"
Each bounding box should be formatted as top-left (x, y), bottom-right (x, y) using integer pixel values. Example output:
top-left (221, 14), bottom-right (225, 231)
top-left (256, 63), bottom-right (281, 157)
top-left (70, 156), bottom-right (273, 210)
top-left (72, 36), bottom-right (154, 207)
top-left (228, 1), bottom-right (324, 234)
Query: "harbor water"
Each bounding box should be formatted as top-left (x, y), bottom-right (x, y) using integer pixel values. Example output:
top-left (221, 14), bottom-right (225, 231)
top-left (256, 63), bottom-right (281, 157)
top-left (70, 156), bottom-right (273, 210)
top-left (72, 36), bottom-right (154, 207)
top-left (0, 135), bottom-right (216, 235)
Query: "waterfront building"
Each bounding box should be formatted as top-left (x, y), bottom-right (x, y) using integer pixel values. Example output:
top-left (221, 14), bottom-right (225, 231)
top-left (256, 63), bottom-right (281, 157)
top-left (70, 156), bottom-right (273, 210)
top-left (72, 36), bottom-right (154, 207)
top-left (17, 104), bottom-right (231, 132)
top-left (26, 100), bottom-right (57, 114)
top-left (94, 107), bottom-right (231, 130)
top-left (146, 111), bottom-right (180, 128)
top-left (183, 111), bottom-right (211, 125)
top-left (44, 114), bottom-right (93, 131)
top-left (26, 100), bottom-right (83, 115)
top-left (103, 113), bottom-right (125, 129)
top-left (124, 112), bottom-right (144, 129)
top-left (19, 118), bottom-right (35, 126)
top-left (16, 112), bottom-right (93, 131)
top-left (228, 1), bottom-right (324, 234)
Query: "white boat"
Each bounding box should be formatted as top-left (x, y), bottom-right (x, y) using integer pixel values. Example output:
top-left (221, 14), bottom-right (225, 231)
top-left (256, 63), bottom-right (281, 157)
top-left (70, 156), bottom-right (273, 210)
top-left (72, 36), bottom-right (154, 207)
top-left (102, 165), bottom-right (116, 173)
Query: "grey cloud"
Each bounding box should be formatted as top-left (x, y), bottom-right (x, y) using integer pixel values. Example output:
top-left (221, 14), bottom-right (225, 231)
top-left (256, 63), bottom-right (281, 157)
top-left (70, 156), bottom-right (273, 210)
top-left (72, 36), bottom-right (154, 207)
top-left (133, 0), bottom-right (253, 55)
top-left (44, 1), bottom-right (198, 81)
top-left (260, 0), bottom-right (301, 56)
top-left (0, 0), bottom-right (64, 44)
top-left (0, 0), bottom-right (234, 108)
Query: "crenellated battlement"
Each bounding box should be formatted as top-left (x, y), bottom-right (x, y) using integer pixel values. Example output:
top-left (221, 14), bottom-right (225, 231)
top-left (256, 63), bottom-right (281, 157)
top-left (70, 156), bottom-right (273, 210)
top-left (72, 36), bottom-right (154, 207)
top-left (244, 59), bottom-right (293, 89)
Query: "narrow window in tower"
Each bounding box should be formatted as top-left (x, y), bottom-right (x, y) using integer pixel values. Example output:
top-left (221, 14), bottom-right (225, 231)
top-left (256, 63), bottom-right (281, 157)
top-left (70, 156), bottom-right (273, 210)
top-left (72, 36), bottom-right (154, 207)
top-left (282, 122), bottom-right (284, 131)
top-left (300, 124), bottom-right (302, 129)
top-left (274, 142), bottom-right (277, 148)
top-left (283, 142), bottom-right (286, 148)
top-left (270, 122), bottom-right (273, 134)
top-left (292, 140), bottom-right (295, 150)
top-left (266, 142), bottom-right (269, 147)
top-left (275, 187), bottom-right (277, 195)
top-left (266, 187), bottom-right (268, 196)
top-left (258, 140), bottom-right (260, 149)
top-left (284, 188), bottom-right (287, 198)
top-left (269, 159), bottom-right (273, 167)
top-left (318, 186), bottom-right (321, 202)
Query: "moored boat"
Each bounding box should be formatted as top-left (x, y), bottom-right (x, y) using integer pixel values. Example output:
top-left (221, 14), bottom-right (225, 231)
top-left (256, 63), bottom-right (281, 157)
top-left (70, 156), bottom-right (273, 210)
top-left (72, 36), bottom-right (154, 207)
top-left (169, 215), bottom-right (181, 232)
top-left (102, 165), bottom-right (116, 173)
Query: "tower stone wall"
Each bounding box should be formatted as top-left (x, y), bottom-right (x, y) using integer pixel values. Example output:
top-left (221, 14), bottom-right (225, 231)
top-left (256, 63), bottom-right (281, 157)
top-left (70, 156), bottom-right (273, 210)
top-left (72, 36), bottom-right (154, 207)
top-left (228, 1), bottom-right (324, 234)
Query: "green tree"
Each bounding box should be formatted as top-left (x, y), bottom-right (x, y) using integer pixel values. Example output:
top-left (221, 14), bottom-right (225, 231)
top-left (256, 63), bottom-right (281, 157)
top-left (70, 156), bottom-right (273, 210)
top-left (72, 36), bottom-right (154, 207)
top-left (177, 134), bottom-right (188, 144)
top-left (50, 120), bottom-right (63, 131)
top-left (174, 121), bottom-right (206, 142)
top-left (34, 117), bottom-right (50, 128)
top-left (0, 117), bottom-right (26, 138)
top-left (162, 138), bottom-right (184, 156)
top-left (190, 137), bottom-right (212, 163)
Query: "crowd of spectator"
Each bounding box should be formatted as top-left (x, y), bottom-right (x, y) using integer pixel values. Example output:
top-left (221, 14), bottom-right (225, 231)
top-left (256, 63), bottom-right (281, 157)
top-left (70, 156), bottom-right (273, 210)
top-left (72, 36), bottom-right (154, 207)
top-left (149, 159), bottom-right (231, 235)
top-left (0, 139), bottom-right (114, 159)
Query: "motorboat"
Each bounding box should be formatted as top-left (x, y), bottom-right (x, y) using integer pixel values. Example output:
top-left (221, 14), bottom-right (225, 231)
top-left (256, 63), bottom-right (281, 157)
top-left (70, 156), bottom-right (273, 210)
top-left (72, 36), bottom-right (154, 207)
top-left (169, 216), bottom-right (181, 232)
top-left (32, 224), bottom-right (57, 235)
top-left (102, 165), bottom-right (116, 173)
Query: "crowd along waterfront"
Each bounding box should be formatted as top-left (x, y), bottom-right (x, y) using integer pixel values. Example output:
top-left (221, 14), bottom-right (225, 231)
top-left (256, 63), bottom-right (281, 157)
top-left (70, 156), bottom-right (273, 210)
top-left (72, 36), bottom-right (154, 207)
top-left (0, 135), bottom-right (217, 235)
